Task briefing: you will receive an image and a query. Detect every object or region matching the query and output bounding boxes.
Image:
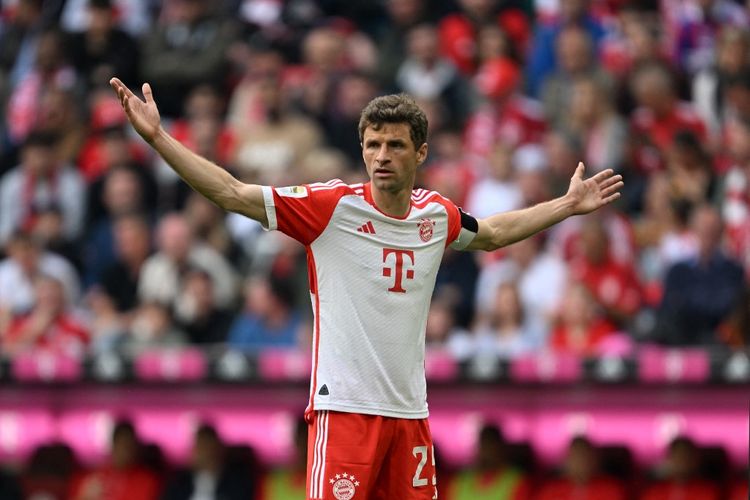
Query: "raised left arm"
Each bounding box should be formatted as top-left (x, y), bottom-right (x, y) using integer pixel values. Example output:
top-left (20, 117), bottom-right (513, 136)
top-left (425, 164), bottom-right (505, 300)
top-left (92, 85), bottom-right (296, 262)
top-left (466, 162), bottom-right (623, 251)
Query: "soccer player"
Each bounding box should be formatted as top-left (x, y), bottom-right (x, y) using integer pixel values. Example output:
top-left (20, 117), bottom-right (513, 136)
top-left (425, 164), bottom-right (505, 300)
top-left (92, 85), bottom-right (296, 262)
top-left (110, 78), bottom-right (623, 500)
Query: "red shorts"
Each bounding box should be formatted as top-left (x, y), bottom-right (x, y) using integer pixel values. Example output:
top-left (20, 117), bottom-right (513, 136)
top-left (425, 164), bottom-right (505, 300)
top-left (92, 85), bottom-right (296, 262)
top-left (306, 410), bottom-right (438, 499)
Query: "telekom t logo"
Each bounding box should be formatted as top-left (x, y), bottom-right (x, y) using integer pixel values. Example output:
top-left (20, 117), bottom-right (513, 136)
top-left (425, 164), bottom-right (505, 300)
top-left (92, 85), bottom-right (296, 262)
top-left (382, 248), bottom-right (415, 293)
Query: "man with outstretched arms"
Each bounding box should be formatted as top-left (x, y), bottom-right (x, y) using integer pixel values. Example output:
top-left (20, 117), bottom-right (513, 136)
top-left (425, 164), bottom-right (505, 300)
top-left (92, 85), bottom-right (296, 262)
top-left (110, 78), bottom-right (623, 499)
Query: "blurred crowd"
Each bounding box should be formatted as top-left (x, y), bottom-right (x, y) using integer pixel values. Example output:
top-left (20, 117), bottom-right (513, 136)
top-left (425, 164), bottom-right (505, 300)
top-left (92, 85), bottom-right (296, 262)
top-left (1, 417), bottom-right (745, 499)
top-left (1, 0), bottom-right (750, 362)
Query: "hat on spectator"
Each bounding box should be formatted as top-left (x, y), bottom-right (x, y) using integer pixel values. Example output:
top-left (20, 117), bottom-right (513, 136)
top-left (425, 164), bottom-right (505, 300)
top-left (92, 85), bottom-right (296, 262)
top-left (475, 57), bottom-right (520, 99)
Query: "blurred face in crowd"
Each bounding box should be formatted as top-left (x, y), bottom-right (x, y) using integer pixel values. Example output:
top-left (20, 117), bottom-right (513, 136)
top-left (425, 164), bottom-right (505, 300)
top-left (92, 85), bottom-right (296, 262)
top-left (157, 215), bottom-right (193, 263)
top-left (104, 168), bottom-right (143, 215)
top-left (690, 205), bottom-right (723, 259)
top-left (114, 216), bottom-right (151, 264)
top-left (477, 25), bottom-right (511, 63)
top-left (667, 439), bottom-right (699, 481)
top-left (570, 78), bottom-right (602, 126)
top-left (7, 236), bottom-right (40, 275)
top-left (459, 0), bottom-right (496, 18)
top-left (111, 425), bottom-right (139, 468)
top-left (386, 0), bottom-right (423, 25)
top-left (493, 283), bottom-right (523, 328)
top-left (362, 122), bottom-right (427, 196)
top-left (726, 118), bottom-right (750, 162)
top-left (303, 28), bottom-right (345, 73)
top-left (632, 65), bottom-right (674, 115)
top-left (488, 144), bottom-right (514, 181)
top-left (581, 217), bottom-right (609, 264)
top-left (716, 27), bottom-right (749, 74)
top-left (560, 0), bottom-right (590, 22)
top-left (183, 270), bottom-right (215, 316)
top-left (560, 284), bottom-right (596, 327)
top-left (507, 236), bottom-right (538, 269)
top-left (22, 143), bottom-right (56, 177)
top-left (192, 427), bottom-right (222, 472)
top-left (131, 302), bottom-right (173, 341)
top-left (35, 31), bottom-right (64, 73)
top-left (407, 25), bottom-right (440, 65)
top-left (426, 300), bottom-right (455, 343)
top-left (174, 0), bottom-right (209, 24)
top-left (557, 27), bottom-right (592, 74)
top-left (564, 438), bottom-right (598, 483)
top-left (88, 4), bottom-right (115, 35)
top-left (33, 276), bottom-right (66, 313)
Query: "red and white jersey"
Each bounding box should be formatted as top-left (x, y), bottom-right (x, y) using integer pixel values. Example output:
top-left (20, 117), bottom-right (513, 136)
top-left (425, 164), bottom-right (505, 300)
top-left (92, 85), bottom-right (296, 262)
top-left (261, 180), bottom-right (477, 419)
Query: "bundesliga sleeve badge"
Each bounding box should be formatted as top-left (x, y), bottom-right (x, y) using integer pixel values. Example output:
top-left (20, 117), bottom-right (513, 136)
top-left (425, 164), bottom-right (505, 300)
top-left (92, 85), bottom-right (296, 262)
top-left (275, 185), bottom-right (309, 198)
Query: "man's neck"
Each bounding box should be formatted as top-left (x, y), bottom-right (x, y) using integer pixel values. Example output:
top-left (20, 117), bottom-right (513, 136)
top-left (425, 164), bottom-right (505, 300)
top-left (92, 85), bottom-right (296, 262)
top-left (371, 186), bottom-right (412, 217)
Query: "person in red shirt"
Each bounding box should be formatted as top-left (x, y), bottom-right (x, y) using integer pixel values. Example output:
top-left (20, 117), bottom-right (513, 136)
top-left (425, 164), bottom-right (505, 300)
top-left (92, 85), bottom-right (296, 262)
top-left (4, 274), bottom-right (89, 357)
top-left (550, 282), bottom-right (618, 357)
top-left (639, 436), bottom-right (721, 500)
top-left (629, 62), bottom-right (707, 174)
top-left (535, 436), bottom-right (627, 500)
top-left (69, 420), bottom-right (161, 500)
top-left (570, 215), bottom-right (642, 325)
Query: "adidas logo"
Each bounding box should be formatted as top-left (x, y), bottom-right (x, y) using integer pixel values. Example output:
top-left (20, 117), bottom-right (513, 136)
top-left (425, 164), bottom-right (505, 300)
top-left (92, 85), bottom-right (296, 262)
top-left (356, 221), bottom-right (376, 234)
top-left (318, 384), bottom-right (329, 395)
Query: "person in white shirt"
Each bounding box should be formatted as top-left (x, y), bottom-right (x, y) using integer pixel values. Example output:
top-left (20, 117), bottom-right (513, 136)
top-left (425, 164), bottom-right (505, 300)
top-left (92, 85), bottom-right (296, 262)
top-left (110, 76), bottom-right (622, 499)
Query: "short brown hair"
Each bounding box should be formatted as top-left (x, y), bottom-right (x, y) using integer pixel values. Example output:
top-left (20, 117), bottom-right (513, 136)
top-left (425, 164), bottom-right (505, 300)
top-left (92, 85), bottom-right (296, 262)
top-left (358, 94), bottom-right (428, 149)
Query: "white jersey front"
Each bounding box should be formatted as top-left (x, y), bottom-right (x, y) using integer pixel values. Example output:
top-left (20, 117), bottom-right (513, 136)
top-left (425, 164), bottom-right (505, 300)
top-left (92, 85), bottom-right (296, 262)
top-left (262, 180), bottom-right (477, 419)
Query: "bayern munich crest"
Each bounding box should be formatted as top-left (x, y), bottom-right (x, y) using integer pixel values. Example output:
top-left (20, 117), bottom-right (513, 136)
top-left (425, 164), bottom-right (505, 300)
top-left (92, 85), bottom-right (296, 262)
top-left (329, 472), bottom-right (359, 499)
top-left (418, 218), bottom-right (436, 242)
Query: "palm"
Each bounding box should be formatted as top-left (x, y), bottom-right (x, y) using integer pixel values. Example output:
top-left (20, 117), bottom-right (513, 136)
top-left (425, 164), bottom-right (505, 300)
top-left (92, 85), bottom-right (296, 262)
top-left (109, 78), bottom-right (160, 142)
top-left (566, 162), bottom-right (623, 215)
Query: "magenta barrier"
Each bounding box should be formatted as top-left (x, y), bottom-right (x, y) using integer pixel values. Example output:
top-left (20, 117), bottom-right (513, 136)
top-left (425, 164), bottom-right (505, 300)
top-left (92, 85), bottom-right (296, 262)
top-left (132, 348), bottom-right (208, 381)
top-left (638, 346), bottom-right (711, 383)
top-left (0, 384), bottom-right (745, 469)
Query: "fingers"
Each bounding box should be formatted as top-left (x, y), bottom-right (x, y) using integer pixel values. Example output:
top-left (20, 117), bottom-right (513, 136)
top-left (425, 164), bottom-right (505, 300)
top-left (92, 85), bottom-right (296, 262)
top-left (589, 168), bottom-right (616, 183)
top-left (602, 192), bottom-right (622, 205)
top-left (142, 83), bottom-right (154, 103)
top-left (109, 77), bottom-right (137, 101)
top-left (599, 173), bottom-right (623, 189)
top-left (574, 161), bottom-right (585, 179)
top-left (600, 180), bottom-right (624, 198)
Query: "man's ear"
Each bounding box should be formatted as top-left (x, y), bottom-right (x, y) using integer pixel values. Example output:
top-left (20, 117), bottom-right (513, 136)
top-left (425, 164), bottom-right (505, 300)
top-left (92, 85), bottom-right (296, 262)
top-left (417, 143), bottom-right (428, 164)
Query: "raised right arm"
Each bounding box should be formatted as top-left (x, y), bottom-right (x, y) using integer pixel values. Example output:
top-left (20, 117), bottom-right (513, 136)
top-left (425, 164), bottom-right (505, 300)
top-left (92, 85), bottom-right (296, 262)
top-left (109, 78), bottom-right (267, 226)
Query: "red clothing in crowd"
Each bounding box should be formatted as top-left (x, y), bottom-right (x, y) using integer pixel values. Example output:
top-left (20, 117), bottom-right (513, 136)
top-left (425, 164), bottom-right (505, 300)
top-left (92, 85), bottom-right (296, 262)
top-left (464, 97), bottom-right (546, 159)
top-left (630, 103), bottom-right (707, 174)
top-left (170, 120), bottom-right (236, 166)
top-left (639, 479), bottom-right (721, 500)
top-left (730, 479), bottom-right (749, 500)
top-left (570, 255), bottom-right (642, 318)
top-left (550, 319), bottom-right (618, 357)
top-left (534, 475), bottom-right (627, 500)
top-left (69, 465), bottom-right (161, 500)
top-left (5, 313), bottom-right (89, 356)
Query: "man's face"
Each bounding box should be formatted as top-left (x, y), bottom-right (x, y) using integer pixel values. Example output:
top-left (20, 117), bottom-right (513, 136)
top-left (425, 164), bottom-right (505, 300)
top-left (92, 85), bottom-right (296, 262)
top-left (362, 123), bottom-right (427, 194)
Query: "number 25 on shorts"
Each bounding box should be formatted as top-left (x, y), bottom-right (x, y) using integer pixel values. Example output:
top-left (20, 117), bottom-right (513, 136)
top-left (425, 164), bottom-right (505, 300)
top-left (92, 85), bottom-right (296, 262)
top-left (412, 445), bottom-right (438, 498)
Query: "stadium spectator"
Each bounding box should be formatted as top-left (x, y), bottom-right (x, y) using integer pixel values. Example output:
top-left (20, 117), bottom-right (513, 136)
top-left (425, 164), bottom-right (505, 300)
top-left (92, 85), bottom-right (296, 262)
top-left (140, 0), bottom-right (236, 117)
top-left (655, 204), bottom-right (745, 345)
top-left (534, 436), bottom-right (627, 500)
top-left (720, 115), bottom-right (750, 273)
top-left (448, 423), bottom-right (532, 499)
top-left (464, 56), bottom-right (546, 162)
top-left (0, 231), bottom-right (80, 325)
top-left (541, 25), bottom-right (610, 128)
top-left (395, 23), bottom-right (471, 127)
top-left (569, 215), bottom-right (642, 325)
top-left (3, 274), bottom-right (89, 357)
top-left (230, 72), bottom-right (323, 186)
top-left (665, 131), bottom-right (717, 206)
top-left (600, 6), bottom-right (667, 81)
top-left (83, 165), bottom-right (152, 286)
top-left (0, 131), bottom-right (86, 247)
top-left (124, 301), bottom-right (187, 354)
top-left (374, 0), bottom-right (430, 87)
top-left (425, 295), bottom-right (472, 356)
top-left (60, 0), bottom-right (151, 37)
top-left (20, 443), bottom-right (78, 500)
top-left (260, 417), bottom-right (307, 499)
top-left (525, 0), bottom-right (606, 97)
top-left (65, 0), bottom-right (140, 91)
top-left (465, 143), bottom-right (524, 220)
top-left (438, 0), bottom-right (530, 75)
top-left (668, 0), bottom-right (748, 75)
top-left (549, 282), bottom-right (618, 357)
top-left (639, 436), bottom-right (721, 500)
top-left (564, 75), bottom-right (627, 174)
top-left (137, 213), bottom-right (237, 311)
top-left (472, 282), bottom-right (540, 359)
top-left (85, 286), bottom-right (128, 355)
top-left (5, 28), bottom-right (80, 146)
top-left (183, 192), bottom-right (240, 264)
top-left (692, 26), bottom-right (750, 141)
top-left (162, 423), bottom-right (254, 500)
top-left (227, 275), bottom-right (305, 352)
top-left (33, 86), bottom-right (86, 166)
top-left (98, 213), bottom-right (152, 314)
top-left (69, 420), bottom-right (161, 500)
top-left (27, 204), bottom-right (83, 273)
top-left (475, 236), bottom-right (567, 336)
top-left (175, 268), bottom-right (234, 345)
top-left (629, 62), bottom-right (707, 175)
top-left (420, 127), bottom-right (475, 207)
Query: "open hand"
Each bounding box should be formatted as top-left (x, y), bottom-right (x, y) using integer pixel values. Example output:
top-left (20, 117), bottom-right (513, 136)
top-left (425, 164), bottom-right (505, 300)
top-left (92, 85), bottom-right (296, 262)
top-left (109, 78), bottom-right (161, 143)
top-left (566, 162), bottom-right (623, 215)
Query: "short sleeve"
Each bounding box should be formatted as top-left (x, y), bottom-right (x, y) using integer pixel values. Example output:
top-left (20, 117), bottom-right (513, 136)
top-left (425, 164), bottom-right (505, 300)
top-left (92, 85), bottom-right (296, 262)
top-left (261, 182), bottom-right (347, 246)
